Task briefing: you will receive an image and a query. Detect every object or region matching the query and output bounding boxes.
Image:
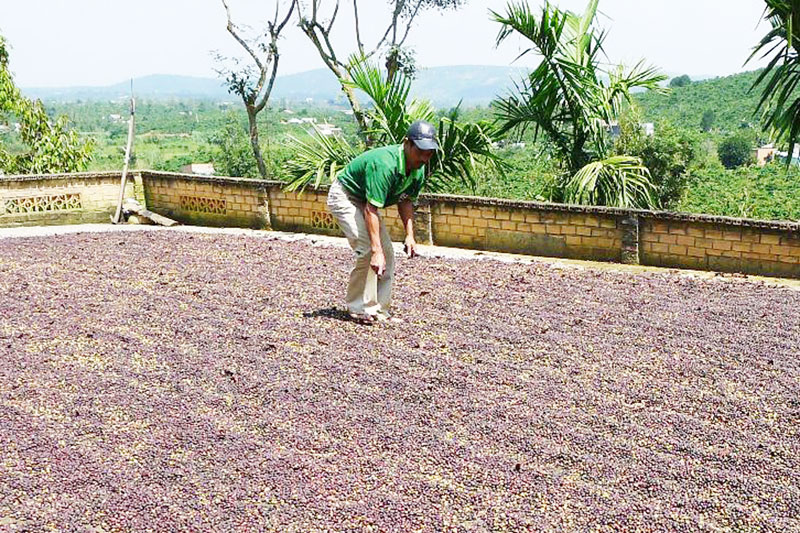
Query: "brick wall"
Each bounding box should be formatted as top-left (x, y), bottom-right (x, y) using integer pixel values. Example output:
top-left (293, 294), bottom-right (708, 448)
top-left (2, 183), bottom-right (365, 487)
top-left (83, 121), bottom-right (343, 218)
top-left (268, 188), bottom-right (337, 235)
top-left (431, 197), bottom-right (625, 262)
top-left (266, 186), bottom-right (432, 244)
top-left (0, 172), bottom-right (136, 227)
top-left (137, 173), bottom-right (800, 278)
top-left (141, 172), bottom-right (269, 229)
top-left (640, 217), bottom-right (800, 278)
top-left (2, 171), bottom-right (799, 279)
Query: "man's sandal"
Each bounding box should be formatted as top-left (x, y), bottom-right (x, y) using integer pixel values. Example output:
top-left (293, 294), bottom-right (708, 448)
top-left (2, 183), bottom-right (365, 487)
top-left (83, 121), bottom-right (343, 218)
top-left (348, 312), bottom-right (377, 324)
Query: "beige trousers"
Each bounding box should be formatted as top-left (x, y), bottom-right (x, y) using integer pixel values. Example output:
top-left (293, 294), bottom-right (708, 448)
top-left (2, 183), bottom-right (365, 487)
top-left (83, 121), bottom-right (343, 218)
top-left (326, 178), bottom-right (395, 316)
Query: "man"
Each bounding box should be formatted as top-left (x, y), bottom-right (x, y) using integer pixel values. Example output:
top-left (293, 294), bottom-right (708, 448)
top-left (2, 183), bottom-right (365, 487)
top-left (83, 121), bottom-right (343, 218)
top-left (326, 120), bottom-right (438, 323)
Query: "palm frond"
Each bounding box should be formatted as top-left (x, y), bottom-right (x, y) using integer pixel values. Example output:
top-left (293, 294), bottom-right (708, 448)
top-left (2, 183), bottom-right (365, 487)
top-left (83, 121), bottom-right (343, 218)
top-left (285, 56), bottom-right (498, 194)
top-left (564, 155), bottom-right (657, 209)
top-left (283, 125), bottom-right (361, 192)
top-left (345, 55), bottom-right (435, 144)
top-left (492, 0), bottom-right (669, 206)
top-left (427, 119), bottom-right (507, 193)
top-left (749, 0), bottom-right (800, 160)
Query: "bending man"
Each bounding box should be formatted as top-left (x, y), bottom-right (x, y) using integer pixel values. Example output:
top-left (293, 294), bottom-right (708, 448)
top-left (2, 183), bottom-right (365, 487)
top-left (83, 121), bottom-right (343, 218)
top-left (327, 120), bottom-right (438, 322)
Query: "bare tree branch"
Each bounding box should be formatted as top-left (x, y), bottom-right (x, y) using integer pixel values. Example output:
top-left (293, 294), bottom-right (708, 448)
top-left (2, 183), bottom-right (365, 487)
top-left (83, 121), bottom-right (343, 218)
top-left (275, 0), bottom-right (295, 33)
top-left (217, 0), bottom-right (296, 178)
top-left (222, 0), bottom-right (265, 74)
top-left (353, 0), bottom-right (364, 55)
top-left (372, 5), bottom-right (401, 56)
top-left (326, 0), bottom-right (340, 35)
top-left (296, 0), bottom-right (468, 133)
top-left (255, 0), bottom-right (296, 113)
top-left (398, 0), bottom-right (425, 46)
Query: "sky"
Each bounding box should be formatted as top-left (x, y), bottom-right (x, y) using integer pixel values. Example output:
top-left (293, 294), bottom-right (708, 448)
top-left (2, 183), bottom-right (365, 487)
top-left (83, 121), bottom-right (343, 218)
top-left (0, 0), bottom-right (772, 88)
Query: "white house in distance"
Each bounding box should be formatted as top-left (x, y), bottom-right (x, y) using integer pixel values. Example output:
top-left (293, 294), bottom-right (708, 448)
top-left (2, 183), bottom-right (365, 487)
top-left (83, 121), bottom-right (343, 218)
top-left (181, 163), bottom-right (215, 175)
top-left (282, 117), bottom-right (318, 126)
top-left (316, 123), bottom-right (343, 137)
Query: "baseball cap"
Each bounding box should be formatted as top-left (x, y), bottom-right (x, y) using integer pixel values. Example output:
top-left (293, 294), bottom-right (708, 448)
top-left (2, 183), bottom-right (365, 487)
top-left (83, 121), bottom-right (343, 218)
top-left (406, 120), bottom-right (439, 151)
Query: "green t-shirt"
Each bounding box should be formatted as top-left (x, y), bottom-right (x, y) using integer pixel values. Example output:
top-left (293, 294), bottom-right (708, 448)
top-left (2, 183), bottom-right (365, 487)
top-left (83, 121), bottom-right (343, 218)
top-left (337, 144), bottom-right (425, 208)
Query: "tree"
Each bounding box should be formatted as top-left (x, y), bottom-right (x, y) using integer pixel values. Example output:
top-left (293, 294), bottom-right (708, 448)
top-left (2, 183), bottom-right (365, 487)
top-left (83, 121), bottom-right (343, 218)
top-left (215, 0), bottom-right (296, 178)
top-left (208, 112), bottom-right (261, 178)
top-left (614, 109), bottom-right (701, 208)
top-left (701, 109), bottom-right (716, 132)
top-left (296, 0), bottom-right (467, 133)
top-left (0, 35), bottom-right (93, 174)
top-left (718, 132), bottom-right (755, 169)
top-left (284, 57), bottom-right (503, 193)
top-left (748, 0), bottom-right (800, 161)
top-left (669, 74), bottom-right (692, 88)
top-left (491, 0), bottom-right (667, 208)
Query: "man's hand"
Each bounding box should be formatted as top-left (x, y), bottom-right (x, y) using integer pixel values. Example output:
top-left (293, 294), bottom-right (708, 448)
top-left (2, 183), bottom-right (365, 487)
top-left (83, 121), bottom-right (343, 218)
top-left (403, 236), bottom-right (418, 258)
top-left (363, 203), bottom-right (385, 277)
top-left (397, 200), bottom-right (417, 258)
top-left (370, 248), bottom-right (386, 277)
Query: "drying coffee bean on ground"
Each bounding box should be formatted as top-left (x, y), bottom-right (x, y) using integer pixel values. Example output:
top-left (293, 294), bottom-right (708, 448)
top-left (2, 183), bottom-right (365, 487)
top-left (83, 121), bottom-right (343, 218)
top-left (1, 231), bottom-right (798, 531)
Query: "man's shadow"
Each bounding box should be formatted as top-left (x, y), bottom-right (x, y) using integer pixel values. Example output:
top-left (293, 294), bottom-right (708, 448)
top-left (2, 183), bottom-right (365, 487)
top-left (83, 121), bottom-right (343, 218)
top-left (302, 307), bottom-right (353, 323)
top-left (302, 307), bottom-right (379, 325)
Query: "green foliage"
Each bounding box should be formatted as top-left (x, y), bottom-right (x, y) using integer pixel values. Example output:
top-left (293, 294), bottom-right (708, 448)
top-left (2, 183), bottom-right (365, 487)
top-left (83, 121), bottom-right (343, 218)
top-left (345, 57), bottom-right (435, 144)
top-left (385, 46), bottom-right (417, 79)
top-left (636, 70), bottom-right (763, 133)
top-left (0, 35), bottom-right (93, 174)
top-left (153, 154), bottom-right (196, 173)
top-left (564, 156), bottom-right (656, 208)
top-left (748, 0), bottom-right (800, 162)
top-left (490, 0), bottom-right (666, 208)
top-left (207, 113), bottom-right (260, 178)
top-left (679, 161), bottom-right (800, 220)
top-left (284, 126), bottom-right (361, 191)
top-left (614, 110), bottom-right (702, 207)
top-left (428, 115), bottom-right (507, 192)
top-left (437, 145), bottom-right (556, 201)
top-left (669, 74), bottom-right (692, 88)
top-left (284, 57), bottom-right (503, 193)
top-left (718, 132), bottom-right (755, 169)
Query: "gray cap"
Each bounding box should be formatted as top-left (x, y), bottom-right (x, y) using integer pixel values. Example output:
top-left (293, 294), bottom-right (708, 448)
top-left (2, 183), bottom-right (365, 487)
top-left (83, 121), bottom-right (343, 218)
top-left (406, 120), bottom-right (439, 151)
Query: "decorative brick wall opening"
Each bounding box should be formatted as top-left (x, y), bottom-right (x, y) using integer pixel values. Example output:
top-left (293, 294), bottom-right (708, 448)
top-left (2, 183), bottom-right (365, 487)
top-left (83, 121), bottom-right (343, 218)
top-left (3, 193), bottom-right (82, 214)
top-left (310, 210), bottom-right (336, 230)
top-left (179, 196), bottom-right (227, 215)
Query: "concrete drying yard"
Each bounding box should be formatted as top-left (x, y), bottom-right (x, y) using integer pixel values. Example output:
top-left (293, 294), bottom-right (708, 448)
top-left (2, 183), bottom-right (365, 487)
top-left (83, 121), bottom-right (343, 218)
top-left (1, 228), bottom-right (798, 531)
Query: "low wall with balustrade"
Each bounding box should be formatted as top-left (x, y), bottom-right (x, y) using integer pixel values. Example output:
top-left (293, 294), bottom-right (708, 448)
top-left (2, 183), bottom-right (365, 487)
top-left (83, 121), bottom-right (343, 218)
top-left (2, 170), bottom-right (798, 279)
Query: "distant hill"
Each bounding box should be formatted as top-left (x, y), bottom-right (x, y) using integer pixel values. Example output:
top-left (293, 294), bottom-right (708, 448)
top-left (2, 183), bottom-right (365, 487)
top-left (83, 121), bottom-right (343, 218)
top-left (22, 66), bottom-right (532, 107)
top-left (636, 70), bottom-right (763, 133)
top-left (23, 74), bottom-right (233, 102)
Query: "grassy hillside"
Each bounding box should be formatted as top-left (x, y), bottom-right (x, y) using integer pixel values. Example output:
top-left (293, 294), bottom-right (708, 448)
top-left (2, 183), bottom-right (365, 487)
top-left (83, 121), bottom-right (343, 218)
top-left (636, 70), bottom-right (762, 133)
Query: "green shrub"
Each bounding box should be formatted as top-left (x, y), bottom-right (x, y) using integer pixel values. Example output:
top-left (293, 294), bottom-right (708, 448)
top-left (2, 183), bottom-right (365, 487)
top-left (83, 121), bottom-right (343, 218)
top-left (701, 110), bottom-right (716, 132)
top-left (614, 114), bottom-right (701, 208)
top-left (717, 132), bottom-right (755, 169)
top-left (208, 113), bottom-right (260, 178)
top-left (669, 74), bottom-right (692, 88)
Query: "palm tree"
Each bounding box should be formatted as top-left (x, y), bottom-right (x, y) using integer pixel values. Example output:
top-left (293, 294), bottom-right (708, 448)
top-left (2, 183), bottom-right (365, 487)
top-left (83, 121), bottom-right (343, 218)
top-left (749, 0), bottom-right (800, 162)
top-left (491, 0), bottom-right (667, 208)
top-left (284, 56), bottom-right (504, 193)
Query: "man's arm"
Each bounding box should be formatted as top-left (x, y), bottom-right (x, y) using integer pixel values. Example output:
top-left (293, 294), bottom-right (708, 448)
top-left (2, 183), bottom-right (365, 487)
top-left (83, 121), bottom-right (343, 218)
top-left (397, 199), bottom-right (417, 258)
top-left (364, 203), bottom-right (386, 276)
